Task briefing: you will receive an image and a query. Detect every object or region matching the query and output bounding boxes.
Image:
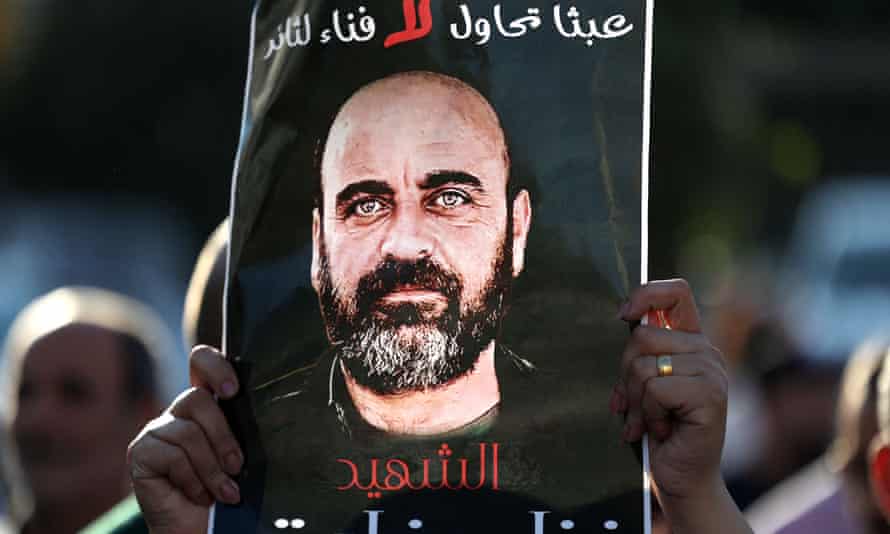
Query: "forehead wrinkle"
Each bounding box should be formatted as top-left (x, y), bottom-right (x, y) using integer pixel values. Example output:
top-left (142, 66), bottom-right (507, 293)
top-left (340, 161), bottom-right (380, 178)
top-left (321, 72), bottom-right (510, 199)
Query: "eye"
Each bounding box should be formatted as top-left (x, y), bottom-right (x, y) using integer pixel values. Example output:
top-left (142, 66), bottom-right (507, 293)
top-left (433, 190), bottom-right (469, 209)
top-left (352, 198), bottom-right (386, 217)
top-left (61, 377), bottom-right (92, 405)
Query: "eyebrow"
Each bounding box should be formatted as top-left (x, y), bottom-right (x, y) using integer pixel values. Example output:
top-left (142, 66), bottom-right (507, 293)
top-left (420, 171), bottom-right (484, 191)
top-left (335, 180), bottom-right (395, 208)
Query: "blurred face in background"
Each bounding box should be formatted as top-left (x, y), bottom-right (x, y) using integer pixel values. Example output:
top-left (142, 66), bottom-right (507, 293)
top-left (10, 324), bottom-right (149, 510)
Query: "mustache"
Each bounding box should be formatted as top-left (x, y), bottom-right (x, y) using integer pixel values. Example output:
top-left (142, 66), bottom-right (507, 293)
top-left (355, 257), bottom-right (461, 309)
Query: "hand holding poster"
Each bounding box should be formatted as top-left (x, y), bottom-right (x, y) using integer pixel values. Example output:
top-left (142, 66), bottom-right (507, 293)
top-left (216, 0), bottom-right (652, 532)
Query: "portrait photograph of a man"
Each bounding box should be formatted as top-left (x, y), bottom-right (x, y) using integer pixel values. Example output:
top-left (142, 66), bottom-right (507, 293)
top-left (311, 70), bottom-right (532, 437)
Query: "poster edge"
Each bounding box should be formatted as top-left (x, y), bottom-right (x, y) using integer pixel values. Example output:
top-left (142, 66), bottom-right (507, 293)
top-left (640, 0), bottom-right (656, 531)
top-left (211, 0), bottom-right (262, 532)
top-left (214, 0), bottom-right (658, 529)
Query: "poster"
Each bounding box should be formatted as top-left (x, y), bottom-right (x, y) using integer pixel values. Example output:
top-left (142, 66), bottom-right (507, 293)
top-left (217, 0), bottom-right (653, 532)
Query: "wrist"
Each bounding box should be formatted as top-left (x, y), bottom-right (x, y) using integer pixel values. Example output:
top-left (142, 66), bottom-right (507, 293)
top-left (658, 475), bottom-right (750, 534)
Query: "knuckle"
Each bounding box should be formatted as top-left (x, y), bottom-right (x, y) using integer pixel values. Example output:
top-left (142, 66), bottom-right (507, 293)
top-left (706, 379), bottom-right (728, 408)
top-left (180, 419), bottom-right (204, 443)
top-left (672, 277), bottom-right (691, 292)
top-left (220, 436), bottom-right (240, 458)
top-left (209, 422), bottom-right (236, 450)
top-left (190, 386), bottom-right (215, 407)
top-left (704, 355), bottom-right (729, 391)
top-left (169, 387), bottom-right (201, 414)
top-left (126, 434), bottom-right (147, 465)
top-left (207, 467), bottom-right (229, 489)
top-left (171, 450), bottom-right (191, 474)
top-left (186, 480), bottom-right (208, 502)
top-left (190, 344), bottom-right (216, 362)
top-left (630, 325), bottom-right (652, 350)
top-left (125, 442), bottom-right (139, 468)
top-left (630, 356), bottom-right (650, 380)
top-left (717, 373), bottom-right (730, 399)
top-left (710, 345), bottom-right (728, 369)
top-left (188, 349), bottom-right (205, 371)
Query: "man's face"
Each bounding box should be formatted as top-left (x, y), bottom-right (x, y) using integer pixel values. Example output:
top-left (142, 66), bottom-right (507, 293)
top-left (311, 73), bottom-right (531, 395)
top-left (11, 324), bottom-right (146, 507)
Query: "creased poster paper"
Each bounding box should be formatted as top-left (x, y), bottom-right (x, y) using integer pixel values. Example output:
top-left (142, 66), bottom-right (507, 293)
top-left (216, 1), bottom-right (653, 532)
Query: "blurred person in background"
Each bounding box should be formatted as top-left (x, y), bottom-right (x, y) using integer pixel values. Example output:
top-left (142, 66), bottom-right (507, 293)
top-left (727, 322), bottom-right (842, 508)
top-left (747, 336), bottom-right (889, 533)
top-left (80, 219), bottom-right (229, 534)
top-left (1, 416), bottom-right (20, 534)
top-left (723, 180), bottom-right (890, 509)
top-left (0, 287), bottom-right (174, 534)
top-left (866, 342), bottom-right (890, 529)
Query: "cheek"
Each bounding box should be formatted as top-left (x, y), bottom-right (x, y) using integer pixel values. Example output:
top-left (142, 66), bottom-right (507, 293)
top-left (439, 222), bottom-right (506, 295)
top-left (325, 230), bottom-right (381, 289)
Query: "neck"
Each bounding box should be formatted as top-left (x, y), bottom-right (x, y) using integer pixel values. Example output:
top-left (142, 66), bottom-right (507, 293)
top-left (24, 483), bottom-right (127, 534)
top-left (342, 342), bottom-right (500, 436)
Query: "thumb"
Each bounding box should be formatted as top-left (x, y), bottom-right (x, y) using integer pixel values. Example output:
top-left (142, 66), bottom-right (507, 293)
top-left (134, 478), bottom-right (211, 534)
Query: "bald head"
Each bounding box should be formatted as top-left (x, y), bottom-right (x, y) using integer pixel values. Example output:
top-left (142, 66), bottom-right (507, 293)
top-left (319, 71), bottom-right (510, 212)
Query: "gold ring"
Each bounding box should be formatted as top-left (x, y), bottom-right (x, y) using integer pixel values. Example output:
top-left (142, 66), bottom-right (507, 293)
top-left (656, 355), bottom-right (673, 377)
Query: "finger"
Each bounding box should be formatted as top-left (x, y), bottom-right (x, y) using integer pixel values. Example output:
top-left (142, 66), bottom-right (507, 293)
top-left (189, 345), bottom-right (239, 398)
top-left (641, 382), bottom-right (672, 442)
top-left (622, 354), bottom-right (703, 442)
top-left (169, 387), bottom-right (243, 475)
top-left (619, 279), bottom-right (701, 333)
top-left (621, 327), bottom-right (714, 376)
top-left (624, 353), bottom-right (707, 388)
top-left (129, 432), bottom-right (214, 507)
top-left (645, 374), bottom-right (727, 427)
top-left (148, 416), bottom-right (241, 504)
top-left (609, 384), bottom-right (628, 415)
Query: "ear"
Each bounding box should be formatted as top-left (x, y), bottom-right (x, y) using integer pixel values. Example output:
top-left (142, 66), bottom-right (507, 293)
top-left (510, 189), bottom-right (532, 278)
top-left (869, 435), bottom-right (890, 522)
top-left (311, 208), bottom-right (321, 292)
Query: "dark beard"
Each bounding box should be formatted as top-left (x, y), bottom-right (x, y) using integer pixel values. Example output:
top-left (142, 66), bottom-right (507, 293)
top-left (317, 234), bottom-right (513, 395)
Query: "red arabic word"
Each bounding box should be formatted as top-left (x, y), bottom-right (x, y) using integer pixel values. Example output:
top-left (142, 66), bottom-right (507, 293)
top-left (383, 0), bottom-right (433, 48)
top-left (336, 442), bottom-right (500, 498)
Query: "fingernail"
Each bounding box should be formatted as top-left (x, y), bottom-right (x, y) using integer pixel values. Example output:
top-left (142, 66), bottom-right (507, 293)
top-left (221, 381), bottom-right (237, 398)
top-left (221, 478), bottom-right (240, 504)
top-left (615, 389), bottom-right (627, 413)
top-left (225, 451), bottom-right (243, 475)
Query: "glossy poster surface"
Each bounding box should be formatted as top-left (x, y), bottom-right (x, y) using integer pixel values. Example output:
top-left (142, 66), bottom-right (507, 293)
top-left (217, 1), bottom-right (652, 532)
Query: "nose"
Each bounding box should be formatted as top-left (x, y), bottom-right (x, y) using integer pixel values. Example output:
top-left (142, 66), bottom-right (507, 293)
top-left (379, 203), bottom-right (436, 261)
top-left (13, 390), bottom-right (57, 436)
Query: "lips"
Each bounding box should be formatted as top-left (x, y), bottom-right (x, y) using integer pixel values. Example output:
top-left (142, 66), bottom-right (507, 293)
top-left (379, 285), bottom-right (447, 302)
